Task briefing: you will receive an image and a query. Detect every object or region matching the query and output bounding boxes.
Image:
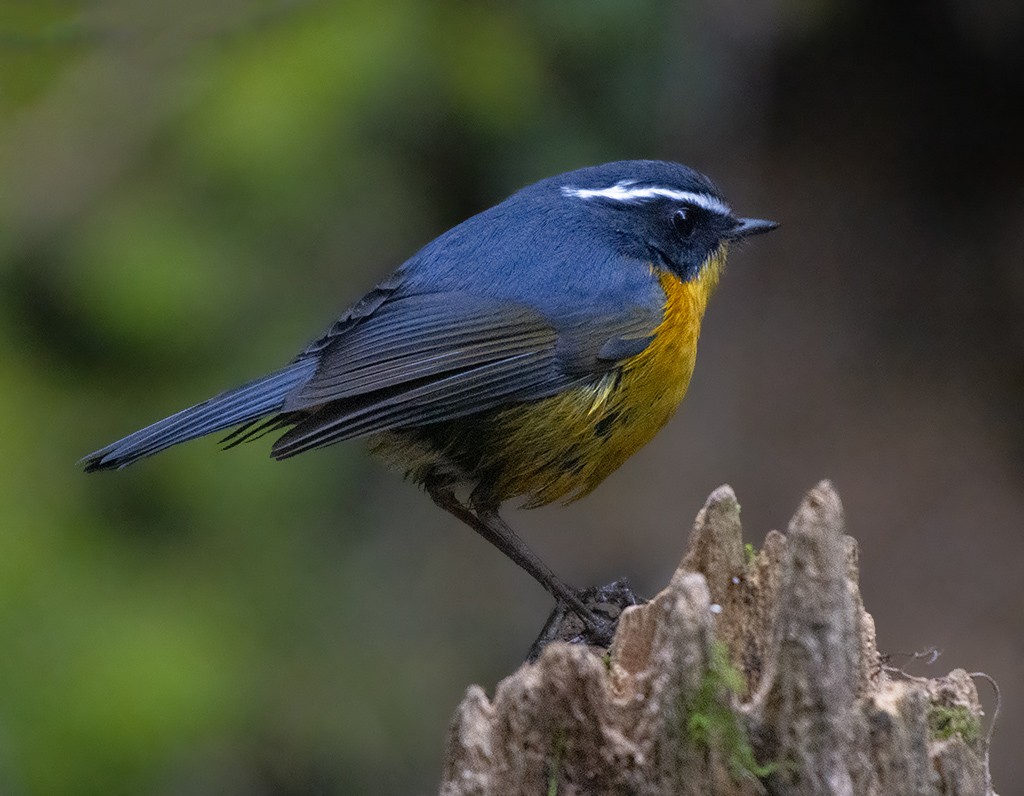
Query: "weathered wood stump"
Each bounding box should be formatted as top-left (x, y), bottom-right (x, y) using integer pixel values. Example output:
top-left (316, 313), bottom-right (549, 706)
top-left (440, 482), bottom-right (997, 795)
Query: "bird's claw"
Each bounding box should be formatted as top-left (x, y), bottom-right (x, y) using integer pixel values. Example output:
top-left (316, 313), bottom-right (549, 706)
top-left (527, 578), bottom-right (645, 661)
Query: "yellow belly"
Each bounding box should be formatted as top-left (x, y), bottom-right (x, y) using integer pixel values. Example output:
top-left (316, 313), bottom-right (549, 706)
top-left (466, 249), bottom-right (726, 507)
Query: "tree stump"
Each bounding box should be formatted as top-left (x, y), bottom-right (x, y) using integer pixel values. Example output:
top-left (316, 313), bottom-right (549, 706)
top-left (439, 481), bottom-right (997, 795)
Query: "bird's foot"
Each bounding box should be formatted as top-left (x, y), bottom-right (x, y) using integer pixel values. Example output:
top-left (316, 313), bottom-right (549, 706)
top-left (527, 578), bottom-right (645, 661)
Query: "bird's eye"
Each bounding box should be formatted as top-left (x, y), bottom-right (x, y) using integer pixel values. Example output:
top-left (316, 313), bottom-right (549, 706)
top-left (672, 207), bottom-right (697, 240)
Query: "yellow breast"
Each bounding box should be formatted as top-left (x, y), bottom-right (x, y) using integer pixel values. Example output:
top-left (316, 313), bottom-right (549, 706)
top-left (480, 245), bottom-right (727, 507)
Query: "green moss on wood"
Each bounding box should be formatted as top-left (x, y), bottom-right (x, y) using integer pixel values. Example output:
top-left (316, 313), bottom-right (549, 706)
top-left (928, 704), bottom-right (981, 742)
top-left (685, 641), bottom-right (776, 780)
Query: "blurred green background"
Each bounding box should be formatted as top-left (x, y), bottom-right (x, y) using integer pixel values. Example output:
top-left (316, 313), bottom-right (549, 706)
top-left (1, 0), bottom-right (1022, 793)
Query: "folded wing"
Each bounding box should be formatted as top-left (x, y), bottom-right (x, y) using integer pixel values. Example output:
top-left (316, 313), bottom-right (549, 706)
top-left (270, 291), bottom-right (659, 458)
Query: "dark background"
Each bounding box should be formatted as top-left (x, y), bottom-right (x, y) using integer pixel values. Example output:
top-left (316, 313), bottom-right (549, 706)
top-left (1, 0), bottom-right (1022, 793)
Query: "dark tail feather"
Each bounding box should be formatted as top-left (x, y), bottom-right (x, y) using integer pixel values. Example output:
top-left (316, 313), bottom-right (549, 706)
top-left (82, 359), bottom-right (317, 472)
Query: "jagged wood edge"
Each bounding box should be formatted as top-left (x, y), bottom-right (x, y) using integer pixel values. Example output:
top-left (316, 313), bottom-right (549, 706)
top-left (439, 481), bottom-right (996, 796)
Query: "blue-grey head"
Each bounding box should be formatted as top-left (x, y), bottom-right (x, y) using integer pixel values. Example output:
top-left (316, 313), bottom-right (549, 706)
top-left (548, 160), bottom-right (777, 281)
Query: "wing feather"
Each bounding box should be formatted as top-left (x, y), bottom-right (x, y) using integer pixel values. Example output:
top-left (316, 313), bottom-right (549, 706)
top-left (297, 325), bottom-right (554, 402)
top-left (272, 354), bottom-right (565, 458)
top-left (269, 290), bottom-right (662, 457)
top-left (283, 294), bottom-right (559, 411)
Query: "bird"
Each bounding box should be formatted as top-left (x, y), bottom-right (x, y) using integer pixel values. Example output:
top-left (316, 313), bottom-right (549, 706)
top-left (83, 159), bottom-right (777, 646)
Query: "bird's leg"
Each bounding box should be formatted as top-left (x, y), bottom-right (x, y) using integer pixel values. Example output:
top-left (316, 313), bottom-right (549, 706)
top-left (425, 483), bottom-right (616, 648)
top-left (474, 506), bottom-right (618, 645)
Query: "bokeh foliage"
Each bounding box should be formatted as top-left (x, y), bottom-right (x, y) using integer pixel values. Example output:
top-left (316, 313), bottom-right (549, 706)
top-left (0, 1), bottom-right (692, 792)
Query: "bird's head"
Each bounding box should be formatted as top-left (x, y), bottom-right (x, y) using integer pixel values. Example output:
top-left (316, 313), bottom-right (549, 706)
top-left (553, 160), bottom-right (777, 283)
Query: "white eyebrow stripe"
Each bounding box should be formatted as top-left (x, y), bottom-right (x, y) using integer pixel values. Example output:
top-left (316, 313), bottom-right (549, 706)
top-left (561, 182), bottom-right (731, 215)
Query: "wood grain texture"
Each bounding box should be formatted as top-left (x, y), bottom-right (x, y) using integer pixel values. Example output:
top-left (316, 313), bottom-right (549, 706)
top-left (439, 482), bottom-right (997, 796)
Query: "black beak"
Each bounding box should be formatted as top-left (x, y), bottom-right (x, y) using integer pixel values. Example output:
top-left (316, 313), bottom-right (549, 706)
top-left (728, 217), bottom-right (779, 239)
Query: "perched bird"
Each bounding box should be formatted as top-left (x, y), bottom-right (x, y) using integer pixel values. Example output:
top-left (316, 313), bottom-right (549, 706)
top-left (83, 160), bottom-right (776, 645)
